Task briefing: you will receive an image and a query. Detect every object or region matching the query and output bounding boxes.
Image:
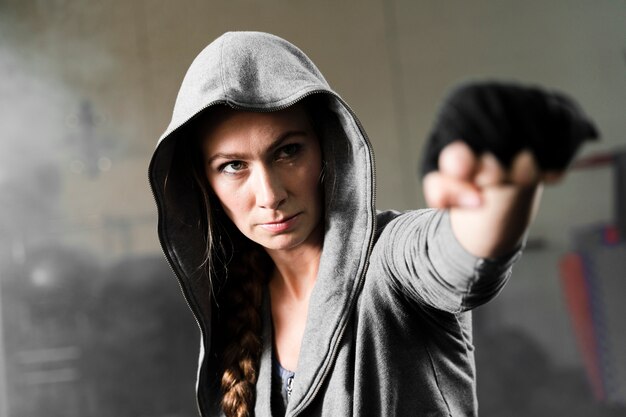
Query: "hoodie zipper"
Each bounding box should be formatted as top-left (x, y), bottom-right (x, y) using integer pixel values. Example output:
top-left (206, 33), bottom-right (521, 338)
top-left (288, 96), bottom-right (378, 417)
top-left (235, 92), bottom-right (379, 417)
top-left (148, 98), bottom-right (229, 415)
top-left (147, 171), bottom-right (209, 417)
top-left (149, 91), bottom-right (377, 417)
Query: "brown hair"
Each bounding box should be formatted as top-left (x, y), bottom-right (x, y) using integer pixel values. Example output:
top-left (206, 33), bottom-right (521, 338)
top-left (188, 95), bottom-right (329, 417)
top-left (186, 114), bottom-right (270, 417)
top-left (219, 247), bottom-right (271, 417)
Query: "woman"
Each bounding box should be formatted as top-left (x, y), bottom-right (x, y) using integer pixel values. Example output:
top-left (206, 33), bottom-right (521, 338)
top-left (148, 32), bottom-right (596, 417)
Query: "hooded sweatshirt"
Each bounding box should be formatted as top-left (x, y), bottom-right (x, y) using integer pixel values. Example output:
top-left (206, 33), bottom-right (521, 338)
top-left (148, 31), bottom-right (522, 417)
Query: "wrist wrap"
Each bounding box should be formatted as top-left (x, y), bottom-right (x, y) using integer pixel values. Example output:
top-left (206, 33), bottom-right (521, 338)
top-left (420, 81), bottom-right (599, 177)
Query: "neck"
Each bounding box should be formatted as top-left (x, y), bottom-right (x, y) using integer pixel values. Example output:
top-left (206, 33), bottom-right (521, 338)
top-left (266, 232), bottom-right (323, 301)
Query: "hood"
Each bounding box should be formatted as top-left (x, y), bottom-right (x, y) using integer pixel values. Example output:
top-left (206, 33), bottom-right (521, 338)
top-left (148, 31), bottom-right (376, 415)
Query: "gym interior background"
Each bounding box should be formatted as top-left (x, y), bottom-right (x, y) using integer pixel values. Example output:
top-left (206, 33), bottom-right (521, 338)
top-left (1, 1), bottom-right (625, 416)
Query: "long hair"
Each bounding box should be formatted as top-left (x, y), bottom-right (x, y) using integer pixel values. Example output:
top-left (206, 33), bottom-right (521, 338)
top-left (184, 112), bottom-right (269, 417)
top-left (187, 95), bottom-right (329, 417)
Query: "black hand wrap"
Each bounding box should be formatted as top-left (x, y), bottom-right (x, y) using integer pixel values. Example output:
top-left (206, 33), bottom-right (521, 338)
top-left (420, 81), bottom-right (599, 177)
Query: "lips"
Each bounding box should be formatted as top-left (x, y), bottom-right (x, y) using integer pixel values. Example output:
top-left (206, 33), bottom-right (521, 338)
top-left (259, 213), bottom-right (300, 233)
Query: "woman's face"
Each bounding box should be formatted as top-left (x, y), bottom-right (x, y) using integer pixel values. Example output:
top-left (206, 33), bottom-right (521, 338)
top-left (202, 104), bottom-right (324, 253)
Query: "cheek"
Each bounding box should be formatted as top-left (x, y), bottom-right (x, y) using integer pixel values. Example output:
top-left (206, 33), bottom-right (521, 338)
top-left (304, 170), bottom-right (321, 196)
top-left (207, 180), bottom-right (246, 223)
top-left (300, 158), bottom-right (323, 202)
top-left (308, 150), bottom-right (323, 186)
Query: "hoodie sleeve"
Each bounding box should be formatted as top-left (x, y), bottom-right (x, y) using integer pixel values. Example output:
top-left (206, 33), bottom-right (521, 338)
top-left (371, 208), bottom-right (523, 313)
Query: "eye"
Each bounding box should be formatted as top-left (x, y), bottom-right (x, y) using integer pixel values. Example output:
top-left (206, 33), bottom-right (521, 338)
top-left (276, 143), bottom-right (302, 160)
top-left (219, 160), bottom-right (246, 175)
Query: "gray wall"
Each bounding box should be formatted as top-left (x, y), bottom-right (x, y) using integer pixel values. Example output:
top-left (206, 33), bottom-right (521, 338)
top-left (1, 0), bottom-right (625, 415)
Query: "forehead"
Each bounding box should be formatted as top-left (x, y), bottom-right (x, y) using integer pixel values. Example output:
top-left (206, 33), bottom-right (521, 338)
top-left (201, 104), bottom-right (312, 153)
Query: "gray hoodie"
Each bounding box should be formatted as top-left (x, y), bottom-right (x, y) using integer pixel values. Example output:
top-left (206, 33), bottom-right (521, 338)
top-left (148, 31), bottom-right (522, 417)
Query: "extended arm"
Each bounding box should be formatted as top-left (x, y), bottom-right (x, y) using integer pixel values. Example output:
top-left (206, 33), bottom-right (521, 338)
top-left (421, 82), bottom-right (598, 259)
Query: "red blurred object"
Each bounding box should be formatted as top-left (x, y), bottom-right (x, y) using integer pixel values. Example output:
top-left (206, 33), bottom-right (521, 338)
top-left (559, 254), bottom-right (606, 401)
top-left (603, 226), bottom-right (620, 246)
top-left (571, 153), bottom-right (615, 170)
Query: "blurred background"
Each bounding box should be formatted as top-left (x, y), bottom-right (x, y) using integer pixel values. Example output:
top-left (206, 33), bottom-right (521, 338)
top-left (1, 0), bottom-right (625, 416)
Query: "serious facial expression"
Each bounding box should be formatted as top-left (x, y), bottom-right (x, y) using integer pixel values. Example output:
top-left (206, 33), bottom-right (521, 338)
top-left (202, 104), bottom-right (324, 253)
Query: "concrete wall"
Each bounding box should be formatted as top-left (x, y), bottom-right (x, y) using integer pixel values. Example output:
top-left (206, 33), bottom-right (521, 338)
top-left (1, 0), bottom-right (625, 412)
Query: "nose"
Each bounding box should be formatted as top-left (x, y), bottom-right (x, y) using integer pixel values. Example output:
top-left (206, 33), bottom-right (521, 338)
top-left (253, 166), bottom-right (287, 209)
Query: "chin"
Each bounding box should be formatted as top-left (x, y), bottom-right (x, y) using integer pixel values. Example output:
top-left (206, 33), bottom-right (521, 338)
top-left (261, 238), bottom-right (304, 251)
top-left (256, 233), bottom-right (310, 252)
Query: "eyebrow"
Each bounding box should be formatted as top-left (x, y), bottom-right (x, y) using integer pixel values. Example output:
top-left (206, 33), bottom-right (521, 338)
top-left (206, 130), bottom-right (309, 165)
